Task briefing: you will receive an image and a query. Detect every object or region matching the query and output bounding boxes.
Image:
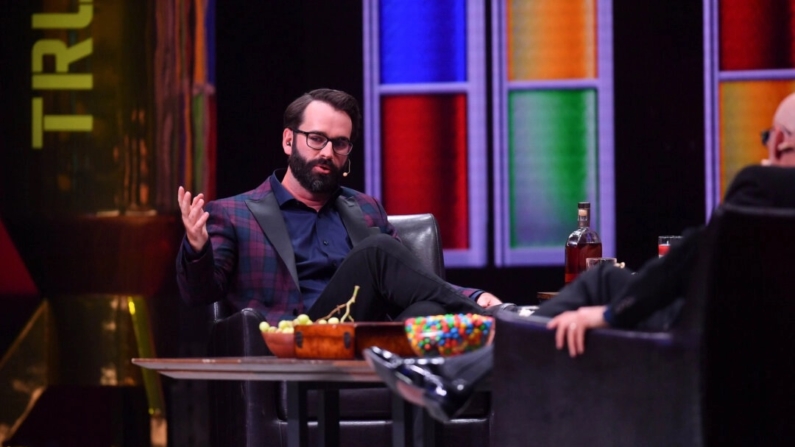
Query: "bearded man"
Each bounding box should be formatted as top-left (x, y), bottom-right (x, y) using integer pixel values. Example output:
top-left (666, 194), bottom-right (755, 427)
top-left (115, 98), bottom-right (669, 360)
top-left (176, 88), bottom-right (502, 326)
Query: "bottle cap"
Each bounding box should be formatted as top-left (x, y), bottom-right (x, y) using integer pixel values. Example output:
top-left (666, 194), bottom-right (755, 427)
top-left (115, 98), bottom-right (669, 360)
top-left (578, 202), bottom-right (590, 209)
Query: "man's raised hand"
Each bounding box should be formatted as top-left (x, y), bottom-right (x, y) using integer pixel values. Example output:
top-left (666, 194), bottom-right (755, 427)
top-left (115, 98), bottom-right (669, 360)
top-left (178, 186), bottom-right (210, 251)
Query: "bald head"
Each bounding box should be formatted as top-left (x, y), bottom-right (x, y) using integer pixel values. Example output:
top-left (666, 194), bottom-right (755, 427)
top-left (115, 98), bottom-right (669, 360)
top-left (766, 92), bottom-right (795, 167)
top-left (773, 92), bottom-right (795, 131)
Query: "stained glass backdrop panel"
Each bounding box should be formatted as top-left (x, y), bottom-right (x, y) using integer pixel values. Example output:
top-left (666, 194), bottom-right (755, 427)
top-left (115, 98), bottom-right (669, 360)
top-left (381, 94), bottom-right (469, 249)
top-left (507, 0), bottom-right (596, 80)
top-left (508, 89), bottom-right (597, 248)
top-left (380, 0), bottom-right (467, 84)
top-left (719, 80), bottom-right (795, 197)
top-left (719, 0), bottom-right (795, 71)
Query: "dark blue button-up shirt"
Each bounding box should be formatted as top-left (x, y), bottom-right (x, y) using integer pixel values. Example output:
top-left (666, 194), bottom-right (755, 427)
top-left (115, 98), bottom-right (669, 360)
top-left (269, 174), bottom-right (350, 310)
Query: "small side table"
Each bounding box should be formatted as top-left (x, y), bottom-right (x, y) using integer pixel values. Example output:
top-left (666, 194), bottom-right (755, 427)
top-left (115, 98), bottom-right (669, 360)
top-left (132, 356), bottom-right (442, 447)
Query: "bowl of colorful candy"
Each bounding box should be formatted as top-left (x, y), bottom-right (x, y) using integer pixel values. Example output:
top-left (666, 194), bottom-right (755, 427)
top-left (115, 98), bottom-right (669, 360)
top-left (404, 313), bottom-right (495, 357)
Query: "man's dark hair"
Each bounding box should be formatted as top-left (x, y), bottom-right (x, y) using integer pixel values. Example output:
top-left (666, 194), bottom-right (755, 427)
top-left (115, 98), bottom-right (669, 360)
top-left (283, 88), bottom-right (362, 141)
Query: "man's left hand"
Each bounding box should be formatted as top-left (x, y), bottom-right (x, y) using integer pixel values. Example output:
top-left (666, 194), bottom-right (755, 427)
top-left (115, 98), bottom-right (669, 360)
top-left (547, 305), bottom-right (609, 358)
top-left (476, 292), bottom-right (502, 308)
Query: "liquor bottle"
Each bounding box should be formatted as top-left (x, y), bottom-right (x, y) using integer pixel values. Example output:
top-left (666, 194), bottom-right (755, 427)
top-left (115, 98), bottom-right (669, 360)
top-left (564, 202), bottom-right (602, 284)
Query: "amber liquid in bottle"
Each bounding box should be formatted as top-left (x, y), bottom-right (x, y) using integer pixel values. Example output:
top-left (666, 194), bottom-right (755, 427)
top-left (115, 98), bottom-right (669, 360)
top-left (564, 202), bottom-right (602, 284)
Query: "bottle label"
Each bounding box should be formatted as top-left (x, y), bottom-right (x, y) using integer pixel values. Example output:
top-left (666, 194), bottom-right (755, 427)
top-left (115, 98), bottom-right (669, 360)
top-left (578, 209), bottom-right (589, 226)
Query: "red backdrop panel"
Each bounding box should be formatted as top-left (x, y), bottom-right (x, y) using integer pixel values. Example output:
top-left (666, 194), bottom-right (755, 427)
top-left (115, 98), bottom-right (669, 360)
top-left (720, 0), bottom-right (795, 70)
top-left (381, 94), bottom-right (469, 249)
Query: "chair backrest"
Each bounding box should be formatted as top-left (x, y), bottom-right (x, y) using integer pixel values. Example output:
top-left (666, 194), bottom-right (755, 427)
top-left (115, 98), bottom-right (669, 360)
top-left (693, 203), bottom-right (795, 445)
top-left (388, 213), bottom-right (445, 279)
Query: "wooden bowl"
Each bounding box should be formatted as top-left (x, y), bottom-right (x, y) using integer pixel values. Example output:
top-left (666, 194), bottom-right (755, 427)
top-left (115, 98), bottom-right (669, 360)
top-left (262, 331), bottom-right (296, 358)
top-left (294, 322), bottom-right (414, 359)
top-left (294, 323), bottom-right (357, 359)
top-left (354, 322), bottom-right (414, 357)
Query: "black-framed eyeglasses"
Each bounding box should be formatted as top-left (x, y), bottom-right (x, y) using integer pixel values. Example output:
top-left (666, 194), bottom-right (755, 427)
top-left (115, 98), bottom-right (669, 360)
top-left (761, 128), bottom-right (772, 146)
top-left (292, 129), bottom-right (353, 155)
top-left (762, 126), bottom-right (795, 146)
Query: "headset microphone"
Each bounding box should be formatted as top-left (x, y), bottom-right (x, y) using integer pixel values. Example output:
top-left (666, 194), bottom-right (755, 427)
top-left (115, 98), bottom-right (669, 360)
top-left (342, 159), bottom-right (351, 177)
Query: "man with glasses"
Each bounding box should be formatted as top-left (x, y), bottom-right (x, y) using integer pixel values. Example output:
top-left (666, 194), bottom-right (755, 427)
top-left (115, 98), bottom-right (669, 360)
top-left (366, 91), bottom-right (795, 424)
top-left (176, 88), bottom-right (502, 327)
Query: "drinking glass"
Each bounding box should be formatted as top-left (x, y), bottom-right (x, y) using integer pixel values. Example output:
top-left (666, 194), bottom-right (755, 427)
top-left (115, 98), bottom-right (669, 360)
top-left (658, 235), bottom-right (683, 257)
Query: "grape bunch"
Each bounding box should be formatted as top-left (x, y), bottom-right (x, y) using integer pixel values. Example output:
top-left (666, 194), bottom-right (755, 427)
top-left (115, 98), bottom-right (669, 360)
top-left (258, 285), bottom-right (360, 334)
top-left (258, 314), bottom-right (341, 334)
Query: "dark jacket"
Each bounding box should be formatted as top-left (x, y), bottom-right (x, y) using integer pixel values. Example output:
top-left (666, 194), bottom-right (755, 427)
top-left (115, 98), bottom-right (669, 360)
top-left (608, 165), bottom-right (795, 328)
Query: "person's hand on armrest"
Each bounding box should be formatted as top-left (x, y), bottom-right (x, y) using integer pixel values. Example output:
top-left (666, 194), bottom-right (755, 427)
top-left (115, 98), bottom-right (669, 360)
top-left (476, 292), bottom-right (502, 307)
top-left (547, 305), bottom-right (609, 358)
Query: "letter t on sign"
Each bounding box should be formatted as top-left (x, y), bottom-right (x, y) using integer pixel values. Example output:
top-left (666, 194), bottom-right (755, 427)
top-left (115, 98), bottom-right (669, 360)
top-left (31, 98), bottom-right (93, 149)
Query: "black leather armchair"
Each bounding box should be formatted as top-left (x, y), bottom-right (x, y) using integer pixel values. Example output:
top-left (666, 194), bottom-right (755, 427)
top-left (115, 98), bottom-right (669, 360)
top-left (490, 203), bottom-right (795, 447)
top-left (207, 213), bottom-right (490, 447)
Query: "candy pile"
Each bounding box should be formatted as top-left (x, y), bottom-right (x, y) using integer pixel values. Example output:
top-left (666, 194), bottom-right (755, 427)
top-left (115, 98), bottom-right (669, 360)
top-left (404, 313), bottom-right (494, 357)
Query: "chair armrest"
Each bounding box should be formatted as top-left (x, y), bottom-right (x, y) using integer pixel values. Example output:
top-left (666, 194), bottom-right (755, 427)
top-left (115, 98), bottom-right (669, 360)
top-left (490, 312), bottom-right (702, 447)
top-left (210, 300), bottom-right (234, 324)
top-left (208, 307), bottom-right (269, 357)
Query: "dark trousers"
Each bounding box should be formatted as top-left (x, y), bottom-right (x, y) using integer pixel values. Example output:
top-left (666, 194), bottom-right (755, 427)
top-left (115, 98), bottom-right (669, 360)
top-left (533, 264), bottom-right (636, 317)
top-left (439, 342), bottom-right (494, 383)
top-left (443, 263), bottom-right (683, 386)
top-left (534, 263), bottom-right (683, 331)
top-left (307, 234), bottom-right (485, 322)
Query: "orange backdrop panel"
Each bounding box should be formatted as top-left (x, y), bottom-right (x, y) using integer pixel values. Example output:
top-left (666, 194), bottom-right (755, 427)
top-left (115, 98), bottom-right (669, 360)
top-left (508, 0), bottom-right (597, 80)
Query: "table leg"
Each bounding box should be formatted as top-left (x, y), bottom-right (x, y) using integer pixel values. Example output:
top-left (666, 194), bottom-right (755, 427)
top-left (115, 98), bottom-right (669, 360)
top-left (419, 408), bottom-right (442, 447)
top-left (390, 395), bottom-right (443, 447)
top-left (317, 388), bottom-right (340, 447)
top-left (287, 382), bottom-right (308, 447)
top-left (391, 393), bottom-right (413, 447)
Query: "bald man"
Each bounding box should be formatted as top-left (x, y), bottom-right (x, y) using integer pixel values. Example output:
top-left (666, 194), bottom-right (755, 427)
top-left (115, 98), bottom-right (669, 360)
top-left (365, 92), bottom-right (795, 423)
top-left (543, 91), bottom-right (795, 356)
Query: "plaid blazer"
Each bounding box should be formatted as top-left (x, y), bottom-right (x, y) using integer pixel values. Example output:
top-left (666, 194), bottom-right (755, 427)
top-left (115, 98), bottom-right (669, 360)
top-left (176, 175), bottom-right (477, 324)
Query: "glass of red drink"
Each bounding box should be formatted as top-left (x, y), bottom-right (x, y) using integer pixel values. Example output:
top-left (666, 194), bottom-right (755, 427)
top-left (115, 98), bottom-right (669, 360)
top-left (658, 235), bottom-right (682, 257)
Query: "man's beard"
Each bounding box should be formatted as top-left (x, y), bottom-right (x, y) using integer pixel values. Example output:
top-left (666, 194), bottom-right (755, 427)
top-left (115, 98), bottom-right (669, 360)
top-left (288, 150), bottom-right (343, 194)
